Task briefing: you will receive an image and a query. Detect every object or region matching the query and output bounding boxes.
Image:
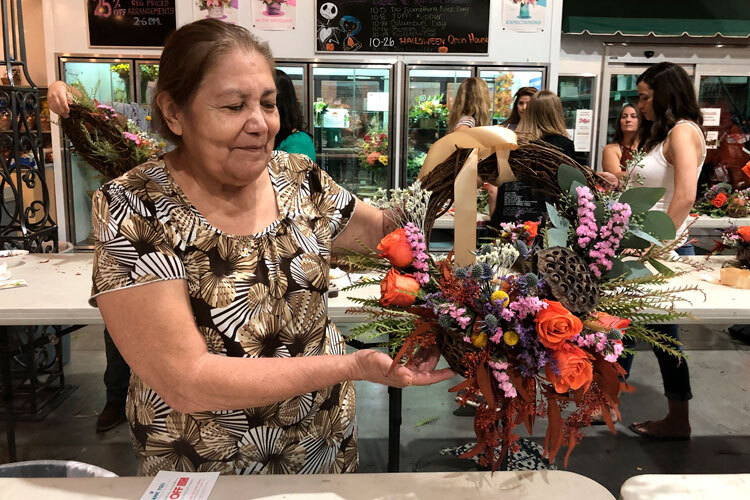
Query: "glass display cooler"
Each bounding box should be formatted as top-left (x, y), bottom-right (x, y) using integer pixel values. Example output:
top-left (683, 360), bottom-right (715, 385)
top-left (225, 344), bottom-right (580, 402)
top-left (311, 64), bottom-right (393, 199)
top-left (403, 65), bottom-right (545, 186)
top-left (558, 74), bottom-right (596, 166)
top-left (59, 56), bottom-right (158, 248)
top-left (275, 63), bottom-right (308, 127)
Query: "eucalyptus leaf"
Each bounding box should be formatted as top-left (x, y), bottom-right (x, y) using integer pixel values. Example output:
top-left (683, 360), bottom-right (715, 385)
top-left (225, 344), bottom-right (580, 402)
top-left (618, 187), bottom-right (666, 215)
top-left (630, 229), bottom-right (663, 247)
top-left (546, 202), bottom-right (569, 230)
top-left (620, 233), bottom-right (650, 249)
top-left (623, 260), bottom-right (653, 279)
top-left (642, 210), bottom-right (676, 240)
top-left (546, 227), bottom-right (569, 248)
top-left (606, 258), bottom-right (626, 279)
top-left (558, 163), bottom-right (588, 192)
top-left (594, 201), bottom-right (606, 224)
top-left (569, 180), bottom-right (586, 200)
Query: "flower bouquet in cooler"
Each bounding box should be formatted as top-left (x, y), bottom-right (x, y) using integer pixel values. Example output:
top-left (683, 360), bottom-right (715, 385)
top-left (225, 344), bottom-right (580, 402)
top-left (357, 127), bottom-right (389, 172)
top-left (692, 182), bottom-right (750, 218)
top-left (408, 94), bottom-right (449, 129)
top-left (343, 164), bottom-right (697, 470)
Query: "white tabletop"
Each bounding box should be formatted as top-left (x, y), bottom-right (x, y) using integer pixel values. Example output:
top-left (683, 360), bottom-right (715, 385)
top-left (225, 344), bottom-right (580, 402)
top-left (619, 473), bottom-right (750, 500)
top-left (1, 254), bottom-right (749, 326)
top-left (689, 215), bottom-right (750, 230)
top-left (0, 471), bottom-right (615, 500)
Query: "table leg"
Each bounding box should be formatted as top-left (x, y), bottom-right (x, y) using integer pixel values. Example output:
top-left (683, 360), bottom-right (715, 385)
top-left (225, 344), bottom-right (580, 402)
top-left (387, 386), bottom-right (402, 472)
top-left (0, 327), bottom-right (17, 462)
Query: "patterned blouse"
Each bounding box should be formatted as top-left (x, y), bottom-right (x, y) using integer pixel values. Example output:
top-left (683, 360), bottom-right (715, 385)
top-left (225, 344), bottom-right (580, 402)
top-left (90, 152), bottom-right (358, 475)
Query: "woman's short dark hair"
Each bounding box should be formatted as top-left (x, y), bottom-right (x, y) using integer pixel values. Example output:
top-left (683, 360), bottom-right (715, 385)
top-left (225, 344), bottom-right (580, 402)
top-left (151, 19), bottom-right (275, 145)
top-left (637, 62), bottom-right (703, 153)
top-left (274, 70), bottom-right (309, 149)
top-left (503, 86), bottom-right (538, 126)
top-left (612, 103), bottom-right (641, 145)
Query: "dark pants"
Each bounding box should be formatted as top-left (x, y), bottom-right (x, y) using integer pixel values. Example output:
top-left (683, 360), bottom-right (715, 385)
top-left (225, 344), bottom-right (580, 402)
top-left (104, 328), bottom-right (130, 404)
top-left (617, 244), bottom-right (694, 402)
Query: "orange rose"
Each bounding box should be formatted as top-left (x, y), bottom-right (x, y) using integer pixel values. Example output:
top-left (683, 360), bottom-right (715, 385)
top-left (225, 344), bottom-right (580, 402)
top-left (534, 300), bottom-right (583, 350)
top-left (380, 268), bottom-right (420, 307)
top-left (377, 228), bottom-right (414, 268)
top-left (594, 312), bottom-right (630, 332)
top-left (545, 344), bottom-right (594, 394)
top-left (524, 221), bottom-right (539, 240)
top-left (737, 226), bottom-right (750, 243)
top-left (711, 192), bottom-right (727, 208)
top-left (742, 160), bottom-right (750, 180)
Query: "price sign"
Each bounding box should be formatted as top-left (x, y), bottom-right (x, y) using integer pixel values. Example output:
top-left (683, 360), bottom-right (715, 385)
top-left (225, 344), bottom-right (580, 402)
top-left (88, 0), bottom-right (177, 47)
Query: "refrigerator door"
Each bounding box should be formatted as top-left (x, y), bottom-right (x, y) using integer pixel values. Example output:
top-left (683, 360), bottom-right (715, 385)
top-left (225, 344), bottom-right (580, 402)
top-left (404, 67), bottom-right (472, 185)
top-left (311, 64), bottom-right (393, 198)
top-left (477, 68), bottom-right (544, 126)
top-left (276, 63), bottom-right (308, 127)
top-left (558, 74), bottom-right (596, 166)
top-left (135, 61), bottom-right (160, 112)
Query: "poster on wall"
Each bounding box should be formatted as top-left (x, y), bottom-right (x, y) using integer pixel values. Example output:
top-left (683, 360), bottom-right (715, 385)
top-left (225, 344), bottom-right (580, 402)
top-left (502, 0), bottom-right (546, 33)
top-left (314, 0), bottom-right (489, 54)
top-left (87, 0), bottom-right (176, 47)
top-left (252, 0), bottom-right (297, 31)
top-left (193, 0), bottom-right (239, 24)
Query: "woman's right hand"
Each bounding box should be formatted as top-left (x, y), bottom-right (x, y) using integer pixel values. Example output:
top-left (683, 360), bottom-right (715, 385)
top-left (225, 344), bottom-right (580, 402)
top-left (47, 81), bottom-right (71, 118)
top-left (352, 348), bottom-right (455, 388)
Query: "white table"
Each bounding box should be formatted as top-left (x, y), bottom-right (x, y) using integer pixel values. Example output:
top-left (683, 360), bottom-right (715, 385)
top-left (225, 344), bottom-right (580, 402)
top-left (689, 215), bottom-right (750, 250)
top-left (0, 471), bottom-right (616, 500)
top-left (619, 473), bottom-right (750, 500)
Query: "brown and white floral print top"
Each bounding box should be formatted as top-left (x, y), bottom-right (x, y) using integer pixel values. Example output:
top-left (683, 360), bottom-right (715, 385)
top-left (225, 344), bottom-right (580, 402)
top-left (90, 151), bottom-right (358, 475)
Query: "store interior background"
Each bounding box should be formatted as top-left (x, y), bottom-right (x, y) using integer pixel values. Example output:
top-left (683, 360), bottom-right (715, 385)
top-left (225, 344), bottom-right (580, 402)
top-left (1, 1), bottom-right (749, 494)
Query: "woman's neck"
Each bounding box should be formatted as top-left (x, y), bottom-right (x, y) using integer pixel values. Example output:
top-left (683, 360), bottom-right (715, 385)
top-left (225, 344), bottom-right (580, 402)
top-left (621, 131), bottom-right (638, 149)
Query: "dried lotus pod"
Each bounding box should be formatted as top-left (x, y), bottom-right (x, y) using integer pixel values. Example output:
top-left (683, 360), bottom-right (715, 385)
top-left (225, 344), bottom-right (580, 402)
top-left (536, 247), bottom-right (600, 314)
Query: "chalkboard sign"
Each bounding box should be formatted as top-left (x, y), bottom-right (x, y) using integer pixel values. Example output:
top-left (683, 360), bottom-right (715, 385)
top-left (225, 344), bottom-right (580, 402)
top-left (87, 0), bottom-right (177, 47)
top-left (315, 0), bottom-right (490, 54)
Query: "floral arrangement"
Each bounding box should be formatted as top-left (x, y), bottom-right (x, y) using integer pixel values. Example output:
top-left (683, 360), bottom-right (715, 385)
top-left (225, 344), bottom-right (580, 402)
top-left (260, 0), bottom-right (287, 4)
top-left (313, 99), bottom-right (328, 126)
top-left (406, 152), bottom-right (427, 180)
top-left (110, 64), bottom-right (130, 80)
top-left (140, 64), bottom-right (159, 83)
top-left (692, 182), bottom-right (750, 218)
top-left (357, 127), bottom-right (388, 171)
top-left (344, 165), bottom-right (696, 470)
top-left (197, 0), bottom-right (233, 8)
top-left (408, 94), bottom-right (449, 129)
top-left (711, 225), bottom-right (750, 270)
top-left (60, 83), bottom-right (164, 181)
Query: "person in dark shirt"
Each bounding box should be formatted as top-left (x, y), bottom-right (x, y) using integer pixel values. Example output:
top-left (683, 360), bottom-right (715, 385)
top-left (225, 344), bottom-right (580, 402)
top-left (490, 90), bottom-right (574, 226)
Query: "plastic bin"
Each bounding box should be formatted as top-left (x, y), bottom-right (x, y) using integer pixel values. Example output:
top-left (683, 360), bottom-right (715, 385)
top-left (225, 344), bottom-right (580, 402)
top-left (0, 460), bottom-right (117, 478)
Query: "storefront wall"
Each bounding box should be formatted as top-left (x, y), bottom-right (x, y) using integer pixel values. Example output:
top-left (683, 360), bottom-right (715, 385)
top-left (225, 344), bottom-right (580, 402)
top-left (41, 0), bottom-right (563, 243)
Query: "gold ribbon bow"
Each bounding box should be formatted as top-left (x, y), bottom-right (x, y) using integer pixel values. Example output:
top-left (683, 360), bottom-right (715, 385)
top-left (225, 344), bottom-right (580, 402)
top-left (417, 126), bottom-right (519, 267)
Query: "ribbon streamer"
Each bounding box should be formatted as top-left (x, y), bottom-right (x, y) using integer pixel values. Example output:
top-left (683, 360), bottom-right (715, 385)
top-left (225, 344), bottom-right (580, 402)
top-left (417, 126), bottom-right (518, 266)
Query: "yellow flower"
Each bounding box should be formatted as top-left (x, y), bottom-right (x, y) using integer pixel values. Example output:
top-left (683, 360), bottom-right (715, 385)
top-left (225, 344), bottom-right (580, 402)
top-left (378, 155), bottom-right (388, 165)
top-left (145, 115), bottom-right (152, 121)
top-left (471, 332), bottom-right (488, 348)
top-left (504, 330), bottom-right (519, 346)
top-left (491, 290), bottom-right (510, 307)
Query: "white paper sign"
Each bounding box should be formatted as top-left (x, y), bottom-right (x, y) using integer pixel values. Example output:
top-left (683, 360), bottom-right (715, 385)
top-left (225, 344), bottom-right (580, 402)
top-left (193, 0), bottom-right (239, 24)
top-left (140, 471), bottom-right (219, 500)
top-left (502, 0), bottom-right (546, 33)
top-left (252, 0), bottom-right (297, 31)
top-left (366, 92), bottom-right (389, 112)
top-left (706, 130), bottom-right (719, 150)
top-left (323, 108), bottom-right (349, 128)
top-left (702, 108), bottom-right (721, 127)
top-left (574, 109), bottom-right (593, 153)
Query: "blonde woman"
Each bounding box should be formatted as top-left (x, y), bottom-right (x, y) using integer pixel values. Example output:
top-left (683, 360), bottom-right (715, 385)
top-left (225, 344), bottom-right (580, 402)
top-left (489, 90), bottom-right (574, 225)
top-left (447, 77), bottom-right (491, 132)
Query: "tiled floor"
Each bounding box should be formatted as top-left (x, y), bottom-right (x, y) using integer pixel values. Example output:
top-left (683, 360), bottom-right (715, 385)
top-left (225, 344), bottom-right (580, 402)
top-left (1, 324), bottom-right (749, 496)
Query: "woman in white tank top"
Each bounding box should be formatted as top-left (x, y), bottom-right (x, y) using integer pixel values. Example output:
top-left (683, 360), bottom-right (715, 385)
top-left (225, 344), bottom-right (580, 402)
top-left (622, 62), bottom-right (706, 442)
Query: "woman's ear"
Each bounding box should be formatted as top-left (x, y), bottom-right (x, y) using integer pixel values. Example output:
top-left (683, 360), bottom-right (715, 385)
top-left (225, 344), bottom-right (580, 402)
top-left (156, 92), bottom-right (183, 138)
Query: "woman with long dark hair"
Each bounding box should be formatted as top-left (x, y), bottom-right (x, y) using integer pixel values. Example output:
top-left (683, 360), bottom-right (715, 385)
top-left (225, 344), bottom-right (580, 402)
top-left (602, 103), bottom-right (641, 178)
top-left (624, 62), bottom-right (706, 441)
top-left (274, 69), bottom-right (316, 161)
top-left (501, 86), bottom-right (538, 131)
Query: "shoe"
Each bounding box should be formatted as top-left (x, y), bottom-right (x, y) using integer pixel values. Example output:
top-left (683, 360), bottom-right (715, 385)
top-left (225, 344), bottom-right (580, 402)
top-left (627, 421), bottom-right (690, 441)
top-left (96, 401), bottom-right (127, 433)
top-left (591, 409), bottom-right (619, 426)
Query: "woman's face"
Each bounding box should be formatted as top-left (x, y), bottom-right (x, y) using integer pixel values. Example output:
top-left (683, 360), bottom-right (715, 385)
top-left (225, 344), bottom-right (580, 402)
top-left (174, 49), bottom-right (280, 186)
top-left (620, 106), bottom-right (639, 133)
top-left (637, 81), bottom-right (655, 121)
top-left (517, 95), bottom-right (532, 115)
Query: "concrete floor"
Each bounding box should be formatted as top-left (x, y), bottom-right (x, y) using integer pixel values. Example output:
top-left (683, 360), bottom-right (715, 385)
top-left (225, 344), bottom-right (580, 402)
top-left (1, 324), bottom-right (749, 496)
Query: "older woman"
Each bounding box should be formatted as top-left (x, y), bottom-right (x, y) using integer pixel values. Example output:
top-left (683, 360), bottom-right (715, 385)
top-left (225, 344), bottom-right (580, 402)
top-left (52, 19), bottom-right (452, 475)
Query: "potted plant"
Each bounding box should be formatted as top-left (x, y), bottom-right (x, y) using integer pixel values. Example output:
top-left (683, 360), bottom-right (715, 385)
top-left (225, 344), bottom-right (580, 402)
top-left (313, 99), bottom-right (329, 127)
top-left (357, 126), bottom-right (389, 172)
top-left (260, 0), bottom-right (287, 16)
top-left (197, 0), bottom-right (232, 19)
top-left (408, 94), bottom-right (448, 130)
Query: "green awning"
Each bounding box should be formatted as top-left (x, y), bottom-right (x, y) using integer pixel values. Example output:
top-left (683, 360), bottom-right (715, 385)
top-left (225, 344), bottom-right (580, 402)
top-left (563, 0), bottom-right (750, 38)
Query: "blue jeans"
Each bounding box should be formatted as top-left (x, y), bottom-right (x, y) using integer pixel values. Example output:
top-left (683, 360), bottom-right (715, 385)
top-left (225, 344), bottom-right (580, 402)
top-left (617, 244), bottom-right (693, 401)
